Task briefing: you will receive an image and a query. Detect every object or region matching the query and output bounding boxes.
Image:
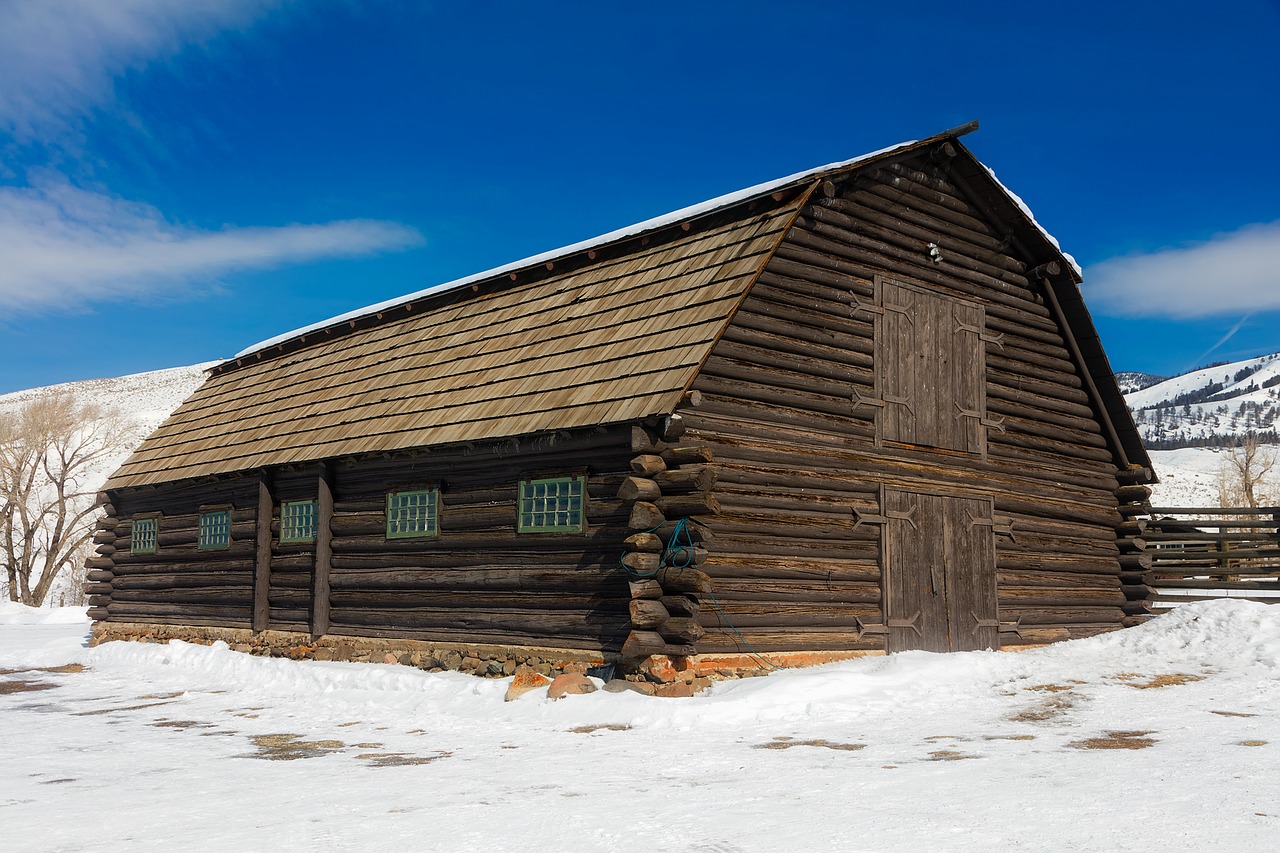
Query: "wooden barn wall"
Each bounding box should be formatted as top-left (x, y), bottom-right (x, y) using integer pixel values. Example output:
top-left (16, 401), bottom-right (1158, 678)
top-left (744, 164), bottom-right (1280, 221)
top-left (105, 478), bottom-right (260, 630)
top-left (99, 428), bottom-right (636, 651)
top-left (683, 154), bottom-right (1124, 654)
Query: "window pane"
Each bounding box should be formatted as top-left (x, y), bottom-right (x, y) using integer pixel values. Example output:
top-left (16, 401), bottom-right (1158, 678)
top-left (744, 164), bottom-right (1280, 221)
top-left (386, 489), bottom-right (438, 538)
top-left (518, 477), bottom-right (584, 533)
top-left (131, 518), bottom-right (157, 554)
top-left (280, 500), bottom-right (318, 543)
top-left (198, 510), bottom-right (231, 550)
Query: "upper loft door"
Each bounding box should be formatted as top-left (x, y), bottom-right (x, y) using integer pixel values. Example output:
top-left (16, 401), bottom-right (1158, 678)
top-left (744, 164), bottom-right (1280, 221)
top-left (878, 278), bottom-right (986, 456)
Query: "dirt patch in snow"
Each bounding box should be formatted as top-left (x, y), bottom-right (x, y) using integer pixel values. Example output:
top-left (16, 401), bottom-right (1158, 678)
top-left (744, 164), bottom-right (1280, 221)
top-left (755, 737), bottom-right (866, 752)
top-left (1238, 740), bottom-right (1268, 747)
top-left (246, 733), bottom-right (345, 761)
top-left (1120, 674), bottom-right (1204, 690)
top-left (567, 724), bottom-right (631, 734)
top-left (1009, 693), bottom-right (1075, 723)
top-left (1068, 730), bottom-right (1158, 750)
top-left (356, 752), bottom-right (451, 767)
top-left (0, 679), bottom-right (57, 695)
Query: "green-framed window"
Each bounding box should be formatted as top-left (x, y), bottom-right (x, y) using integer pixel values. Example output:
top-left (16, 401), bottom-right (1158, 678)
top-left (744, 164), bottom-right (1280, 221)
top-left (130, 518), bottom-right (158, 555)
top-left (518, 476), bottom-right (585, 533)
top-left (280, 500), bottom-right (318, 544)
top-left (198, 510), bottom-right (231, 550)
top-left (386, 489), bottom-right (438, 539)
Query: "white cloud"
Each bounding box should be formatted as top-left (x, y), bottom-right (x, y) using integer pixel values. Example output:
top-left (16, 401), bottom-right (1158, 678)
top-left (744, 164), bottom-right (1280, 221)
top-left (1084, 221), bottom-right (1280, 319)
top-left (0, 176), bottom-right (423, 311)
top-left (0, 0), bottom-right (278, 139)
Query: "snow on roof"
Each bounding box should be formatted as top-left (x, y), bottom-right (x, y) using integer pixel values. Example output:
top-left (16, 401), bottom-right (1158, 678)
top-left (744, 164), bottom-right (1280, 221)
top-left (235, 131), bottom-right (1080, 360)
top-left (234, 140), bottom-right (919, 359)
top-left (982, 166), bottom-right (1082, 277)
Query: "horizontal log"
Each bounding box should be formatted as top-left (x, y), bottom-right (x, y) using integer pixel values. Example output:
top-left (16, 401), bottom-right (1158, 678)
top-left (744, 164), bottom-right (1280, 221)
top-left (621, 552), bottom-right (661, 574)
top-left (86, 607), bottom-right (110, 621)
top-left (86, 569), bottom-right (114, 582)
top-left (1121, 584), bottom-right (1153, 601)
top-left (695, 628), bottom-right (884, 653)
top-left (700, 602), bottom-right (881, 629)
top-left (623, 532), bottom-right (664, 552)
top-left (109, 572), bottom-right (255, 591)
top-left (658, 618), bottom-right (705, 644)
top-left (109, 588), bottom-right (255, 607)
top-left (655, 493), bottom-right (721, 518)
top-left (621, 630), bottom-right (694, 659)
top-left (1118, 553), bottom-right (1153, 570)
top-left (829, 184), bottom-right (1008, 255)
top-left (630, 454), bottom-right (666, 477)
top-left (93, 530), bottom-right (116, 544)
top-left (326, 590), bottom-right (627, 612)
top-left (629, 501), bottom-right (665, 530)
top-left (1115, 520), bottom-right (1148, 538)
top-left (629, 579), bottom-right (663, 600)
top-left (999, 606), bottom-right (1127, 626)
top-left (660, 594), bottom-right (701, 617)
top-left (653, 466), bottom-right (716, 493)
top-left (657, 565), bottom-right (712, 595)
top-left (1115, 484), bottom-right (1153, 503)
top-left (660, 445), bottom-right (714, 465)
top-left (328, 567), bottom-right (629, 593)
top-left (106, 601), bottom-right (252, 621)
top-left (631, 425), bottom-right (668, 455)
top-left (618, 476), bottom-right (661, 502)
top-left (996, 587), bottom-right (1127, 607)
top-left (329, 608), bottom-right (631, 643)
top-left (629, 599), bottom-right (670, 629)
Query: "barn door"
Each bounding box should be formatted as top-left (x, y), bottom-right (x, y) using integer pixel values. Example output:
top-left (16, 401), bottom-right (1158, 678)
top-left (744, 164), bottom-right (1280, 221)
top-left (883, 489), bottom-right (998, 652)
top-left (879, 279), bottom-right (986, 455)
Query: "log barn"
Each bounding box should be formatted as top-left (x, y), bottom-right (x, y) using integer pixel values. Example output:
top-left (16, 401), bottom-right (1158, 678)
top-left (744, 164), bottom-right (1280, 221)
top-left (88, 123), bottom-right (1155, 685)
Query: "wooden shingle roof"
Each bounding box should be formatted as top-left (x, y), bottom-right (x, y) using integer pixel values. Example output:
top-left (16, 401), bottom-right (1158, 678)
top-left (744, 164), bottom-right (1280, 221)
top-left (107, 197), bottom-right (806, 487)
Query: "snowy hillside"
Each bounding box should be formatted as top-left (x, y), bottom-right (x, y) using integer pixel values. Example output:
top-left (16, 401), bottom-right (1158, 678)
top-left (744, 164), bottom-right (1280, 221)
top-left (0, 363), bottom-right (212, 604)
top-left (1124, 352), bottom-right (1280, 448)
top-left (1115, 371), bottom-right (1167, 394)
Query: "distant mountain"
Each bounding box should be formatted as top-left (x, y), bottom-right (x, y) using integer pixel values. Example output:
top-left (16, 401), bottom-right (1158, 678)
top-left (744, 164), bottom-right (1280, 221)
top-left (1122, 352), bottom-right (1280, 449)
top-left (1115, 371), bottom-right (1167, 394)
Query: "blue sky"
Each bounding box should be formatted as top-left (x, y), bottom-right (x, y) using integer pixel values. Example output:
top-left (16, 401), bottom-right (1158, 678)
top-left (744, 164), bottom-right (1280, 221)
top-left (1, 0), bottom-right (1278, 393)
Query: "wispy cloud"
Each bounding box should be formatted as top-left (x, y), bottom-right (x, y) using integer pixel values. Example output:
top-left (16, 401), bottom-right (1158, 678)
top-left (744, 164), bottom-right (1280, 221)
top-left (0, 0), bottom-right (278, 140)
top-left (0, 176), bottom-right (423, 312)
top-left (1084, 221), bottom-right (1280, 319)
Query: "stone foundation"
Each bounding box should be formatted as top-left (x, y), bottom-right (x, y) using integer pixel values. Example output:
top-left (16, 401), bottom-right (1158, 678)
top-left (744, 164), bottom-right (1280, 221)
top-left (89, 621), bottom-right (890, 695)
top-left (91, 621), bottom-right (612, 680)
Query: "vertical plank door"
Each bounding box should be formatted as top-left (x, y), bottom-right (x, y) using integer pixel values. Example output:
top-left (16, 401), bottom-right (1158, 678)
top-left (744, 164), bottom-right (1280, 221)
top-left (884, 489), bottom-right (998, 652)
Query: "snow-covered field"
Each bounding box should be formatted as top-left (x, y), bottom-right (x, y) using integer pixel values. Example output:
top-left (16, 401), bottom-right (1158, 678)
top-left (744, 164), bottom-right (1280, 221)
top-left (1147, 446), bottom-right (1237, 507)
top-left (2, 601), bottom-right (1276, 852)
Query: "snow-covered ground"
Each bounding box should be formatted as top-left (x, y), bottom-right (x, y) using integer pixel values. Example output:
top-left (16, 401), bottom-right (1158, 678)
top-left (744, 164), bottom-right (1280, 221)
top-left (2, 601), bottom-right (1276, 852)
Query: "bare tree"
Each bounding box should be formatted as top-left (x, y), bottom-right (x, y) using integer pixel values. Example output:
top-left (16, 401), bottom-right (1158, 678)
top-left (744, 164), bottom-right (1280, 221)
top-left (0, 392), bottom-right (137, 606)
top-left (1216, 432), bottom-right (1279, 509)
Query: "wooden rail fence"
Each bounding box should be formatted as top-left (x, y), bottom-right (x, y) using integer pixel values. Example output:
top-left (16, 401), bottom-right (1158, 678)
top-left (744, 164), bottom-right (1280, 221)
top-left (1139, 507), bottom-right (1280, 608)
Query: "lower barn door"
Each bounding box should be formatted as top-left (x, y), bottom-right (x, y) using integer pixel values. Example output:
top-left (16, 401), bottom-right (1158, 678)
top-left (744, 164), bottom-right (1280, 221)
top-left (884, 489), bottom-right (998, 652)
